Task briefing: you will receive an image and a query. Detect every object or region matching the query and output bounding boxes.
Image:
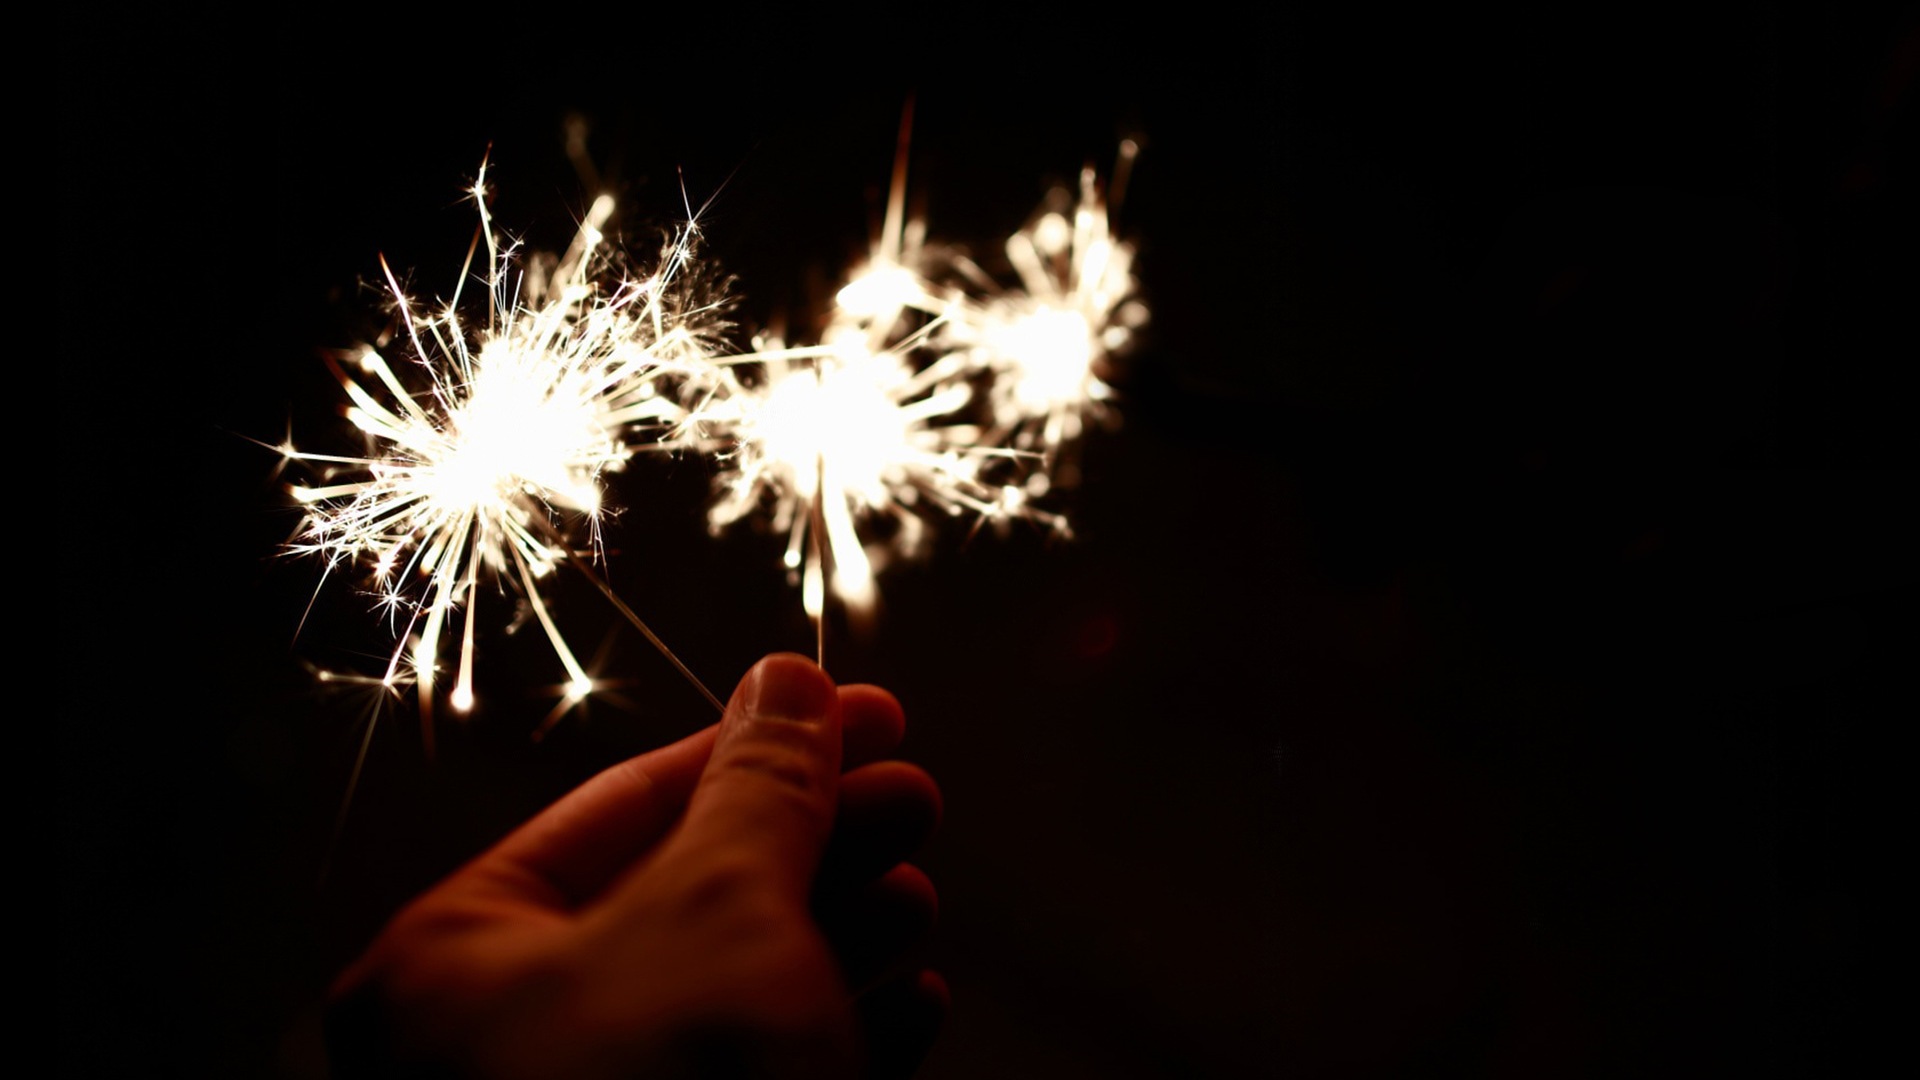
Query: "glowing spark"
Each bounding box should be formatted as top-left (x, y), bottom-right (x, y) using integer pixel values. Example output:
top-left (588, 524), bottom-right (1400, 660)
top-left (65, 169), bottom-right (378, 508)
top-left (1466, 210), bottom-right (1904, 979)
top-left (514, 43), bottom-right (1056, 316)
top-left (284, 159), bottom-right (711, 717)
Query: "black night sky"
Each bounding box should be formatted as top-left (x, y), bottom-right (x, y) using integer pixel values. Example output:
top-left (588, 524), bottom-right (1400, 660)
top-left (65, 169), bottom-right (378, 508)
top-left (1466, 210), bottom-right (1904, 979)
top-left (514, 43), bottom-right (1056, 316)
top-left (62, 8), bottom-right (1912, 1077)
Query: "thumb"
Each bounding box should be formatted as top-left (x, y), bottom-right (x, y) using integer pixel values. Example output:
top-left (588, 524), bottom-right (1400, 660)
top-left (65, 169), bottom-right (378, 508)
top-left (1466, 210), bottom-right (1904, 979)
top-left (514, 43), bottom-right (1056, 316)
top-left (655, 652), bottom-right (844, 901)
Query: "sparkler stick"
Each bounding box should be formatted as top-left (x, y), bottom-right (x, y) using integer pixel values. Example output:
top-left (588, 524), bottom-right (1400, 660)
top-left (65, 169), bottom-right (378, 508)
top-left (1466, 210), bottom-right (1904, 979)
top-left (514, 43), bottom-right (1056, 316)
top-left (523, 511), bottom-right (724, 713)
top-left (808, 452), bottom-right (828, 664)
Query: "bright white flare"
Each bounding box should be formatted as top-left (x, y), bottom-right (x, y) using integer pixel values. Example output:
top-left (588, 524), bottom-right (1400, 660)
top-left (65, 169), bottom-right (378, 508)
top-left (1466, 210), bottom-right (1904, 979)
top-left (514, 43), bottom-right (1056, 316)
top-left (285, 162), bottom-right (708, 713)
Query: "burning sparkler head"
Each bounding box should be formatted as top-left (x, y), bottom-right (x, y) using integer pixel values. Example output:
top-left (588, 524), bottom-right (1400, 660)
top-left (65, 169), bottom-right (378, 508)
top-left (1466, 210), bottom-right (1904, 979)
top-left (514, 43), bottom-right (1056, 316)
top-left (284, 164), bottom-right (711, 715)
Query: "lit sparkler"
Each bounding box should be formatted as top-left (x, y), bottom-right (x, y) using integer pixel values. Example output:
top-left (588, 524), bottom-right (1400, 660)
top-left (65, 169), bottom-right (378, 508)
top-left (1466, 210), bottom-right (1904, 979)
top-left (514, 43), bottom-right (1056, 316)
top-left (282, 158), bottom-right (720, 724)
top-left (280, 128), bottom-right (1145, 716)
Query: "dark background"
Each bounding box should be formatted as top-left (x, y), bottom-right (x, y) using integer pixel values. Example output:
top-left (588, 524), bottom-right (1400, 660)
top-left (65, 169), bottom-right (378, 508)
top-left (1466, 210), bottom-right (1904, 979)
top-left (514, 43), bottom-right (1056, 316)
top-left (62, 7), bottom-right (1911, 1077)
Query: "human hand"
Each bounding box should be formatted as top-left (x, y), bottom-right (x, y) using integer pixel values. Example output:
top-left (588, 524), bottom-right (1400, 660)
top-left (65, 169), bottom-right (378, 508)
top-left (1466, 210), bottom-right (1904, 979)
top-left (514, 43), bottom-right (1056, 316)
top-left (326, 653), bottom-right (945, 1079)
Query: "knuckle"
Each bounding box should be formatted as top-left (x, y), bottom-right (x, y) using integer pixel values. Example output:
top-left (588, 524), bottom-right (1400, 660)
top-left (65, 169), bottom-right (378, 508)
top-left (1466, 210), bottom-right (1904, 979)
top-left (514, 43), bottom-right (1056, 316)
top-left (718, 734), bottom-right (830, 801)
top-left (675, 850), bottom-right (793, 918)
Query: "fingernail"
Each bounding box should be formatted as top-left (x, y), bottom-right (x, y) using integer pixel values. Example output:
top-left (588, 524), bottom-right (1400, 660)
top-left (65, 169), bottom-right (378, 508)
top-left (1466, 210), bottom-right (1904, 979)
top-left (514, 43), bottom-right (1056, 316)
top-left (745, 653), bottom-right (835, 723)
